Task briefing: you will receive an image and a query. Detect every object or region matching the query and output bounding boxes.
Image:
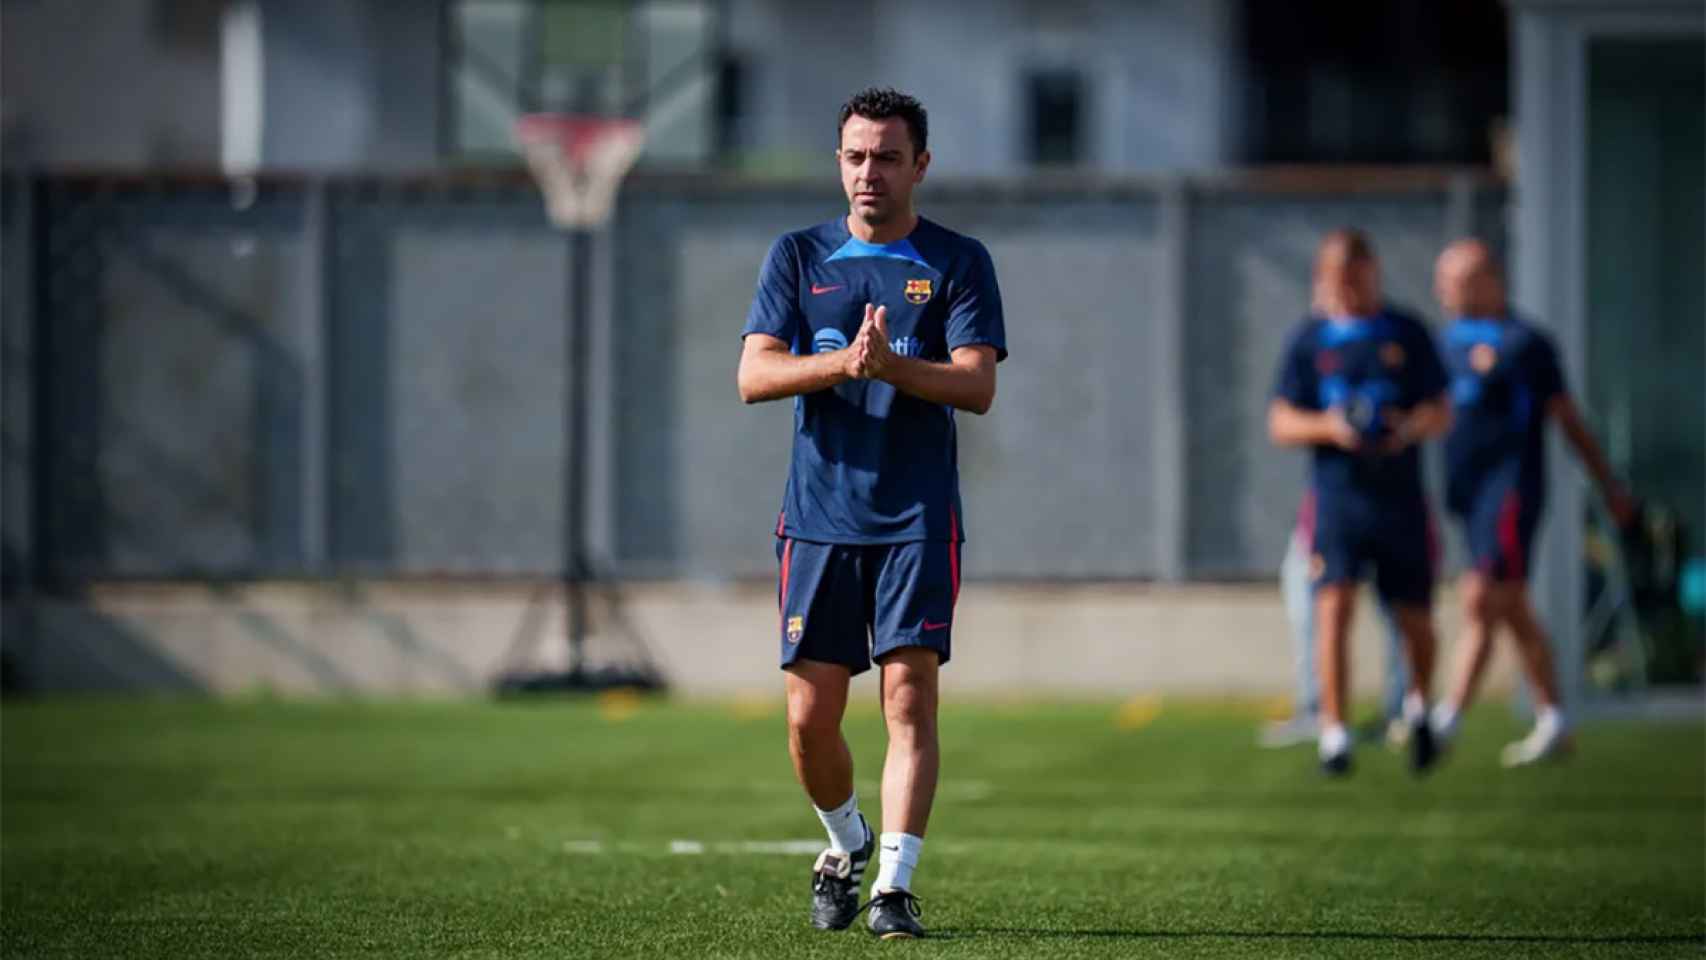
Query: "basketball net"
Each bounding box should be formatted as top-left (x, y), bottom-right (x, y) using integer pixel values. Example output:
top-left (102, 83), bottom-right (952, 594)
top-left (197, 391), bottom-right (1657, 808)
top-left (514, 114), bottom-right (647, 230)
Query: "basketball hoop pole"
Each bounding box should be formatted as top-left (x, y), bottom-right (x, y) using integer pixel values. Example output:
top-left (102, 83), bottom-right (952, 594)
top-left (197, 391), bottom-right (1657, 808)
top-left (564, 226), bottom-right (593, 676)
top-left (495, 114), bottom-right (662, 696)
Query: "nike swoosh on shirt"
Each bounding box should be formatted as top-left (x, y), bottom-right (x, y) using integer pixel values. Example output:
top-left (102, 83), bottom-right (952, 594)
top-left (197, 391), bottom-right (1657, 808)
top-left (810, 283), bottom-right (845, 295)
top-left (923, 620), bottom-right (950, 631)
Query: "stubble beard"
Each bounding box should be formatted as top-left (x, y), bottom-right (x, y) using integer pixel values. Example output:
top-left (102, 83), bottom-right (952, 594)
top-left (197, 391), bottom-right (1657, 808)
top-left (853, 200), bottom-right (891, 227)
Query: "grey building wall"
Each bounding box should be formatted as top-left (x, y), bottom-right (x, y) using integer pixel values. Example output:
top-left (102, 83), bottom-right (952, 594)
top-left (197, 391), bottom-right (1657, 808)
top-left (726, 0), bottom-right (1242, 174)
top-left (1, 0), bottom-right (224, 168)
top-left (258, 0), bottom-right (441, 171)
top-left (3, 0), bottom-right (1237, 175)
top-left (0, 0), bottom-right (440, 172)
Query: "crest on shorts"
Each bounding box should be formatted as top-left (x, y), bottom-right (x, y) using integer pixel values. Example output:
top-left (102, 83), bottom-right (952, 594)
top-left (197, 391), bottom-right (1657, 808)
top-left (1380, 342), bottom-right (1406, 369)
top-left (786, 615), bottom-right (804, 644)
top-left (1309, 553), bottom-right (1327, 581)
top-left (904, 279), bottom-right (933, 304)
top-left (1469, 342), bottom-right (1497, 374)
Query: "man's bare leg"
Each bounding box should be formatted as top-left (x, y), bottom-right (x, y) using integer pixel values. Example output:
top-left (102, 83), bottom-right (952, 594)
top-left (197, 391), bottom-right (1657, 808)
top-left (785, 660), bottom-right (855, 810)
top-left (1391, 603), bottom-right (1438, 704)
top-left (786, 659), bottom-right (871, 857)
top-left (1433, 572), bottom-right (1501, 739)
top-left (787, 658), bottom-right (876, 931)
top-left (1314, 582), bottom-right (1357, 770)
top-left (1503, 584), bottom-right (1563, 708)
top-left (1499, 584), bottom-right (1573, 765)
top-left (872, 647), bottom-right (939, 894)
top-left (1389, 600), bottom-right (1445, 772)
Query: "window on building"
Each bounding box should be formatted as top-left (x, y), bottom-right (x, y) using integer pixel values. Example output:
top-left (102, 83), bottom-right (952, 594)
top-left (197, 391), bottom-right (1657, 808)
top-left (1026, 68), bottom-right (1085, 168)
top-left (715, 53), bottom-right (746, 160)
top-left (1240, 0), bottom-right (1507, 165)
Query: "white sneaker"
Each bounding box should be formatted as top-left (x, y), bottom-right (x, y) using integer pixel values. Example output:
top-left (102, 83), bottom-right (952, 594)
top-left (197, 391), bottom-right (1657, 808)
top-left (1318, 724), bottom-right (1352, 776)
top-left (1500, 721), bottom-right (1573, 767)
top-left (1429, 704), bottom-right (1460, 742)
top-left (1427, 707), bottom-right (1457, 758)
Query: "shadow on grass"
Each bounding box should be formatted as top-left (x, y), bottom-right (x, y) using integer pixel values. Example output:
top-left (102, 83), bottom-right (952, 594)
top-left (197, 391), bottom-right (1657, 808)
top-left (931, 928), bottom-right (1704, 946)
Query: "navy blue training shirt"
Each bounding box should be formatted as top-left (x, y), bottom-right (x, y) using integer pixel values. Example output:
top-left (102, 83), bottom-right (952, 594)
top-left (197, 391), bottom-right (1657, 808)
top-left (742, 216), bottom-right (1007, 545)
top-left (1272, 307), bottom-right (1448, 504)
top-left (1441, 315), bottom-right (1566, 514)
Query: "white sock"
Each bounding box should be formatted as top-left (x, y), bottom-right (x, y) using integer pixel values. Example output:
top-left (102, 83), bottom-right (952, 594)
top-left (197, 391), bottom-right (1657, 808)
top-left (1431, 703), bottom-right (1459, 738)
top-left (1535, 705), bottom-right (1565, 734)
top-left (814, 793), bottom-right (868, 854)
top-left (1318, 723), bottom-right (1350, 760)
top-left (873, 832), bottom-right (923, 893)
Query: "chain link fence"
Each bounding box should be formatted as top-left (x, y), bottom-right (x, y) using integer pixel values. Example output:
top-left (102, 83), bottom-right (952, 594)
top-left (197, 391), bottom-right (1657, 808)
top-left (1, 170), bottom-right (1506, 588)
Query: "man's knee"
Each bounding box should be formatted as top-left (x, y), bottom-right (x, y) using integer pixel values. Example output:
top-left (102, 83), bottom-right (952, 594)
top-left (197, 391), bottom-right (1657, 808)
top-left (884, 683), bottom-right (935, 734)
top-left (1315, 581), bottom-right (1353, 613)
top-left (1314, 582), bottom-right (1356, 638)
top-left (1389, 604), bottom-right (1436, 654)
top-left (879, 653), bottom-right (939, 738)
top-left (1490, 582), bottom-right (1537, 631)
top-left (787, 702), bottom-right (839, 748)
top-left (785, 665), bottom-right (847, 745)
top-left (1460, 573), bottom-right (1496, 623)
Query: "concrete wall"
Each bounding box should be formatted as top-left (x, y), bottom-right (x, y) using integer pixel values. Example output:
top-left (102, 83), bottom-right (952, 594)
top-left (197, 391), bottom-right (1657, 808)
top-left (2, 580), bottom-right (1515, 701)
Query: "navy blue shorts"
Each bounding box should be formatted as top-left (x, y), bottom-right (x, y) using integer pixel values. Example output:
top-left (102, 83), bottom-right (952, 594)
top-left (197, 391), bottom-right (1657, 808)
top-left (1460, 485), bottom-right (1542, 582)
top-left (1308, 496), bottom-right (1437, 607)
top-left (776, 538), bottom-right (960, 675)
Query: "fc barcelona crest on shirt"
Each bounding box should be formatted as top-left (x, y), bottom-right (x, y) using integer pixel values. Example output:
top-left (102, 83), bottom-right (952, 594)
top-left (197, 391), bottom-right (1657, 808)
top-left (904, 279), bottom-right (933, 304)
top-left (786, 615), bottom-right (804, 644)
top-left (1380, 342), bottom-right (1406, 369)
top-left (1470, 342), bottom-right (1498, 374)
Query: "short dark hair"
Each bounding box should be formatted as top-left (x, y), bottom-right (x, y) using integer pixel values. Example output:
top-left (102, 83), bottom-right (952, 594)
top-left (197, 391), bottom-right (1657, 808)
top-left (838, 87), bottom-right (928, 157)
top-left (1315, 227), bottom-right (1377, 273)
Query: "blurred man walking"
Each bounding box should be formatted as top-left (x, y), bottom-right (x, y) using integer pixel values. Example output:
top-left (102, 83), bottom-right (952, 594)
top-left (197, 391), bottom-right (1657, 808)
top-left (1268, 229), bottom-right (1452, 776)
top-left (1261, 488), bottom-right (1411, 751)
top-left (1429, 239), bottom-right (1636, 765)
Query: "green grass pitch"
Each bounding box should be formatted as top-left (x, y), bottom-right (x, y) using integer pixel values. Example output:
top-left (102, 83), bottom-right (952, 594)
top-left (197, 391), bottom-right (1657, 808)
top-left (3, 696), bottom-right (1702, 958)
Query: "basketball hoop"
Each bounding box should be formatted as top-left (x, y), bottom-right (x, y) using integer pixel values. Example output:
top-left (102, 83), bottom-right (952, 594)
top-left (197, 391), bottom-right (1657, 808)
top-left (514, 113), bottom-right (646, 230)
top-left (500, 112), bottom-right (666, 696)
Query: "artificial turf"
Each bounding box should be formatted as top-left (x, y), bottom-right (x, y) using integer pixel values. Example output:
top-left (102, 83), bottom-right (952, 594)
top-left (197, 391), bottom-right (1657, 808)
top-left (3, 695), bottom-right (1701, 958)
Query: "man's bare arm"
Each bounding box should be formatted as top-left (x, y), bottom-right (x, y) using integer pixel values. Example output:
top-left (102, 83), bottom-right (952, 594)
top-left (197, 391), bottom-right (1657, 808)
top-left (1268, 399), bottom-right (1360, 451)
top-left (874, 345), bottom-right (998, 414)
top-left (737, 333), bottom-right (860, 404)
top-left (1548, 393), bottom-right (1636, 525)
top-left (1381, 395), bottom-right (1453, 452)
top-left (855, 304), bottom-right (997, 414)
